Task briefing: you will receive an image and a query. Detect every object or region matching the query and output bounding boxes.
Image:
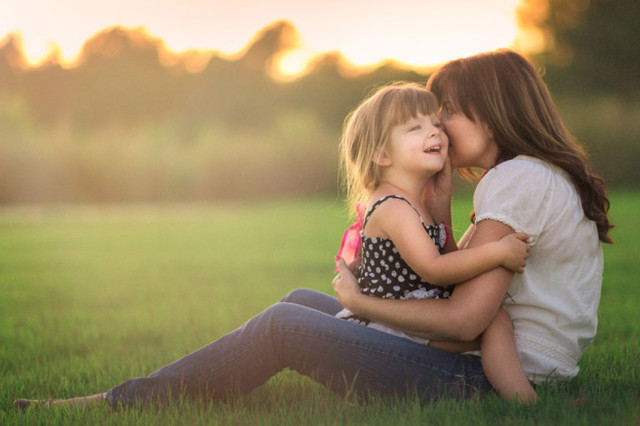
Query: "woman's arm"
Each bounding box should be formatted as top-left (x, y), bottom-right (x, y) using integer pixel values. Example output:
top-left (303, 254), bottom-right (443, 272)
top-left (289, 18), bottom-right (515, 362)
top-left (422, 157), bottom-right (456, 253)
top-left (333, 219), bottom-right (515, 341)
top-left (457, 223), bottom-right (476, 250)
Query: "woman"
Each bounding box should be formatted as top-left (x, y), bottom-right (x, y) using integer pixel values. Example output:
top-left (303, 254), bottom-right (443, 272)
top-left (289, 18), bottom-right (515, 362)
top-left (15, 49), bottom-right (612, 410)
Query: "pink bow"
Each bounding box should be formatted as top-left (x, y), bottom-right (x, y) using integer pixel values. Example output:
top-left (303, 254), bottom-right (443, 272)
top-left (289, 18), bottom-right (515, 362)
top-left (335, 202), bottom-right (365, 273)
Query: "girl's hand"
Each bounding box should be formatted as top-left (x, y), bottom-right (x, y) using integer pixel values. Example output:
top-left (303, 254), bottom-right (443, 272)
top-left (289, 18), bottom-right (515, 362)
top-left (497, 232), bottom-right (531, 273)
top-left (333, 258), bottom-right (362, 310)
top-left (423, 156), bottom-right (453, 223)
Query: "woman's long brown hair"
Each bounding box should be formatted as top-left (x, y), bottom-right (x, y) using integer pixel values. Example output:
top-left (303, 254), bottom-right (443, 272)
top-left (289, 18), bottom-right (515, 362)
top-left (427, 49), bottom-right (613, 243)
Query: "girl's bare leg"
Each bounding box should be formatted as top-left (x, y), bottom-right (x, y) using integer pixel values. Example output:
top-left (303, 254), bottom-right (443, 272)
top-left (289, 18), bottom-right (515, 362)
top-left (14, 393), bottom-right (106, 411)
top-left (481, 309), bottom-right (537, 403)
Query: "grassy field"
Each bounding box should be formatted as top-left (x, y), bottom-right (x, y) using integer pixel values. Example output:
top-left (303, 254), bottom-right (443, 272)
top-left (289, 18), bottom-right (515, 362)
top-left (1, 192), bottom-right (639, 425)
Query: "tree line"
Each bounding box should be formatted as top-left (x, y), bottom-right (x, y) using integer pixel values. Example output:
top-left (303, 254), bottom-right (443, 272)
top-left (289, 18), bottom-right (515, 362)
top-left (0, 21), bottom-right (428, 133)
top-left (0, 3), bottom-right (637, 203)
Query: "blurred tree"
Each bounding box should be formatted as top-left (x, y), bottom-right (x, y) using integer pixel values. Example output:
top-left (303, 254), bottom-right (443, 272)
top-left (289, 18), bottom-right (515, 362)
top-left (0, 21), bottom-right (429, 132)
top-left (68, 26), bottom-right (181, 127)
top-left (0, 33), bottom-right (27, 70)
top-left (518, 0), bottom-right (640, 98)
top-left (175, 21), bottom-right (298, 130)
top-left (0, 34), bottom-right (25, 95)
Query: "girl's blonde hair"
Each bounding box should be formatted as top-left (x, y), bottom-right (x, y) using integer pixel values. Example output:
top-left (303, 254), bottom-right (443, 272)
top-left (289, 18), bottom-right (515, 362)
top-left (427, 49), bottom-right (613, 243)
top-left (339, 82), bottom-right (439, 214)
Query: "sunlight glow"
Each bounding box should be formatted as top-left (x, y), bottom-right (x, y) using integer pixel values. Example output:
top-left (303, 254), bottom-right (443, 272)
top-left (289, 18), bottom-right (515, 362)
top-left (273, 48), bottom-right (317, 81)
top-left (0, 0), bottom-right (526, 75)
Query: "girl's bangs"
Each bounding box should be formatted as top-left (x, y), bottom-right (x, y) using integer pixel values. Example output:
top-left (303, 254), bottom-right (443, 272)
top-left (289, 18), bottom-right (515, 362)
top-left (386, 89), bottom-right (439, 127)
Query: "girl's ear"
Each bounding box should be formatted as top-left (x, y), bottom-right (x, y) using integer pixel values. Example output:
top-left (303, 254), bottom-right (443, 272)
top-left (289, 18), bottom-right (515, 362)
top-left (373, 147), bottom-right (392, 167)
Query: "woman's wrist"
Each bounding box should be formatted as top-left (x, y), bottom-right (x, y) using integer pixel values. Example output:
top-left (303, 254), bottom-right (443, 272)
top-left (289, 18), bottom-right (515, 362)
top-left (427, 200), bottom-right (452, 227)
top-left (341, 288), bottom-right (366, 314)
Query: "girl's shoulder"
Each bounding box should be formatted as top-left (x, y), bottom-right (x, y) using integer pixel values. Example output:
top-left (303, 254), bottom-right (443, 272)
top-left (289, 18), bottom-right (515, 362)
top-left (364, 192), bottom-right (430, 235)
top-left (366, 192), bottom-right (427, 219)
top-left (366, 194), bottom-right (416, 221)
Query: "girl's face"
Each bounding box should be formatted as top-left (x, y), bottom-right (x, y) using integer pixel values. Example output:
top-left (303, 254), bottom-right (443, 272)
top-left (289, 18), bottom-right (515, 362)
top-left (440, 101), bottom-right (499, 170)
top-left (382, 112), bottom-right (448, 177)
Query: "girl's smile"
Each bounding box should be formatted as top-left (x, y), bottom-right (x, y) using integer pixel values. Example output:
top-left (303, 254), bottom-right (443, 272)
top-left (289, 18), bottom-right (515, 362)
top-left (424, 144), bottom-right (442, 153)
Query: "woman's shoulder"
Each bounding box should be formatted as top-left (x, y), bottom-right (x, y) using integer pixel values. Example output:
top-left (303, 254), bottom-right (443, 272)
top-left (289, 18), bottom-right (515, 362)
top-left (490, 155), bottom-right (561, 178)
top-left (481, 155), bottom-right (571, 191)
top-left (474, 155), bottom-right (578, 235)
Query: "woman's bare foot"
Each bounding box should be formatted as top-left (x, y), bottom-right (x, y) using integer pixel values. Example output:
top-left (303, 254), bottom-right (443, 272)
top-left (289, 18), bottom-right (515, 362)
top-left (14, 399), bottom-right (40, 412)
top-left (14, 393), bottom-right (106, 412)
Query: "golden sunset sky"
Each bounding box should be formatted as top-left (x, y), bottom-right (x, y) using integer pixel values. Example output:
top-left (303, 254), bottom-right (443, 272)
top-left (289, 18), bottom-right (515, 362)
top-left (0, 0), bottom-right (527, 76)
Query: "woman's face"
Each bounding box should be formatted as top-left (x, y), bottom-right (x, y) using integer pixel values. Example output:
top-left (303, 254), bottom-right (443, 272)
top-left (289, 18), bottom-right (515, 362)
top-left (440, 101), bottom-right (499, 170)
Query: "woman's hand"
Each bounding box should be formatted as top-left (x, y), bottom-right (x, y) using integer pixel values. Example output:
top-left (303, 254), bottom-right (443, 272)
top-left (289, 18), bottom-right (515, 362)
top-left (333, 258), bottom-right (362, 310)
top-left (423, 156), bottom-right (453, 224)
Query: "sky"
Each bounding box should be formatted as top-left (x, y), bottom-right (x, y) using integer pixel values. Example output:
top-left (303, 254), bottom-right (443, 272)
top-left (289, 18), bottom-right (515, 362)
top-left (0, 0), bottom-right (527, 76)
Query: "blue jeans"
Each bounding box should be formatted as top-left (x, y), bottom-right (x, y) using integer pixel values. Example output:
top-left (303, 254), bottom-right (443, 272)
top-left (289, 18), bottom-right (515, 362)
top-left (105, 289), bottom-right (492, 405)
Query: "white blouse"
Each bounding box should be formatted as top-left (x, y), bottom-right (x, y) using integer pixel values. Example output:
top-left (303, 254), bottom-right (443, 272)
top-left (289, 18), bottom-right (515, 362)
top-left (474, 155), bottom-right (603, 384)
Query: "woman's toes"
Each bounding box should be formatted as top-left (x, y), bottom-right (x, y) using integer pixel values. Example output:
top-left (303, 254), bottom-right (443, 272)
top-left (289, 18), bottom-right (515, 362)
top-left (13, 399), bottom-right (36, 412)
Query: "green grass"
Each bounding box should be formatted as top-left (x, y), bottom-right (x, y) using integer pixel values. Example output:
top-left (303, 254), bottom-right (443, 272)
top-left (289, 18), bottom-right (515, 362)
top-left (1, 193), bottom-right (639, 425)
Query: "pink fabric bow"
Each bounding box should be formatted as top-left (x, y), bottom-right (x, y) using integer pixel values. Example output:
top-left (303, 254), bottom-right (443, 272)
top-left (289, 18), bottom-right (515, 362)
top-left (335, 202), bottom-right (365, 273)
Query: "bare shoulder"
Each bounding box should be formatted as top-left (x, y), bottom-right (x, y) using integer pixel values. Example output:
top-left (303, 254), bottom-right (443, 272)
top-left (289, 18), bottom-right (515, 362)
top-left (364, 195), bottom-right (427, 238)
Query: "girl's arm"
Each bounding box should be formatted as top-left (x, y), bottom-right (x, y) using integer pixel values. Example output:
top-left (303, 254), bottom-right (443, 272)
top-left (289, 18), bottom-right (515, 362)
top-left (374, 200), bottom-right (528, 287)
top-left (333, 219), bottom-right (515, 341)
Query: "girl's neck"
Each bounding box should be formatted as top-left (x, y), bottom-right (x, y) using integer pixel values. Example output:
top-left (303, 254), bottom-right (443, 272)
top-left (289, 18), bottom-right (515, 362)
top-left (376, 179), bottom-right (426, 205)
top-left (380, 166), bottom-right (434, 199)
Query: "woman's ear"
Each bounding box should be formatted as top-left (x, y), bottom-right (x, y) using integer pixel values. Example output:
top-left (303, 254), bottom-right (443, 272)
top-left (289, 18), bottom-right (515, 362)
top-left (373, 147), bottom-right (392, 167)
top-left (482, 122), bottom-right (494, 139)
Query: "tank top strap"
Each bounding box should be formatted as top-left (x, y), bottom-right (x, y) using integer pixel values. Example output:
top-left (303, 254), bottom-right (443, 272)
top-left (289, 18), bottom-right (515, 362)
top-left (362, 195), bottom-right (426, 230)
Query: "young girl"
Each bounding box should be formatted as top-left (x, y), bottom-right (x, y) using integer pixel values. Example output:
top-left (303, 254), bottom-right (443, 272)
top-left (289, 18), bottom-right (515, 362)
top-left (334, 82), bottom-right (537, 402)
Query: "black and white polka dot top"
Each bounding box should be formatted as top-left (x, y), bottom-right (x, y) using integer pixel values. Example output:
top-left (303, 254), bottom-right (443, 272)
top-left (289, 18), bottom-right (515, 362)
top-left (356, 195), bottom-right (452, 303)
